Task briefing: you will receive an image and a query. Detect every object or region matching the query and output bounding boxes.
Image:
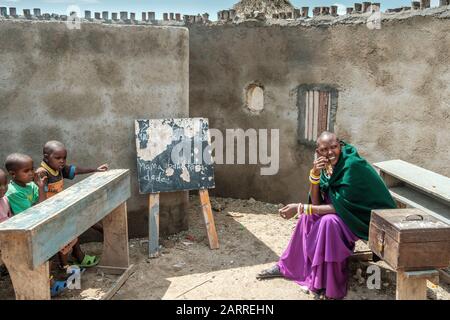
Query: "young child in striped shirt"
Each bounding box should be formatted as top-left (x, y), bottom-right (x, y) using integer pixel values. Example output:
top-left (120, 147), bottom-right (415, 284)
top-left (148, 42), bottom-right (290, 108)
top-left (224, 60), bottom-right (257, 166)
top-left (36, 141), bottom-right (108, 270)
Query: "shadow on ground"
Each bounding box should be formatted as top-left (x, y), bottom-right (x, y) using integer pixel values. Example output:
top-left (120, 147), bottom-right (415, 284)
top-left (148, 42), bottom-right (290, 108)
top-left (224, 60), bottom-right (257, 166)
top-left (1, 195), bottom-right (448, 300)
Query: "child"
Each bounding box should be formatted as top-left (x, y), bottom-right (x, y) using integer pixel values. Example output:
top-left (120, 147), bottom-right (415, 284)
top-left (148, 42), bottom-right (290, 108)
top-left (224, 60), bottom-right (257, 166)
top-left (0, 169), bottom-right (12, 277)
top-left (0, 169), bottom-right (12, 223)
top-left (5, 153), bottom-right (73, 297)
top-left (36, 140), bottom-right (108, 270)
top-left (5, 153), bottom-right (47, 215)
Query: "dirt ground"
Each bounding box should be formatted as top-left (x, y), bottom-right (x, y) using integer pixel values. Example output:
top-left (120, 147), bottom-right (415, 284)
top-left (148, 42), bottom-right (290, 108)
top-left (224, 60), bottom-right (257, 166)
top-left (0, 195), bottom-right (448, 300)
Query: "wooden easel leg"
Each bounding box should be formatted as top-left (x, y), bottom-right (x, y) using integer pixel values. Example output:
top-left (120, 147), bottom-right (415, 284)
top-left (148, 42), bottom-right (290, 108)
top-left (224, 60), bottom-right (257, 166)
top-left (396, 271), bottom-right (427, 300)
top-left (148, 193), bottom-right (160, 258)
top-left (199, 189), bottom-right (219, 250)
top-left (101, 202), bottom-right (130, 268)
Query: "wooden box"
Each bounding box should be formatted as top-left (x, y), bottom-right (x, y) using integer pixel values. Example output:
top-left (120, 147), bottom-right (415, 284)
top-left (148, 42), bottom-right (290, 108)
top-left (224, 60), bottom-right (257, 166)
top-left (369, 208), bottom-right (450, 271)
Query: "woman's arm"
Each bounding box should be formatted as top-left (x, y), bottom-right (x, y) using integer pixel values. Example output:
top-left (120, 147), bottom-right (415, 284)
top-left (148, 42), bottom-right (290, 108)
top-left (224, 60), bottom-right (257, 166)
top-left (311, 204), bottom-right (336, 215)
top-left (310, 155), bottom-right (328, 205)
top-left (310, 183), bottom-right (321, 205)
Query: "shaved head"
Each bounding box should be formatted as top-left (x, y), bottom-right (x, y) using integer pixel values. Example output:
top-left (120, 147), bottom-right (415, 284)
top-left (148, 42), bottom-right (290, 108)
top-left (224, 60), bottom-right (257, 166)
top-left (316, 131), bottom-right (339, 147)
top-left (43, 140), bottom-right (66, 156)
top-left (5, 153), bottom-right (33, 172)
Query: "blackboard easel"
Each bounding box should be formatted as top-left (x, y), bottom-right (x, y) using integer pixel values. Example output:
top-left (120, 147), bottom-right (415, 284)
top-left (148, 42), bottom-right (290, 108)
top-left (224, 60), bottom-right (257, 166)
top-left (135, 118), bottom-right (219, 258)
top-left (148, 189), bottom-right (219, 258)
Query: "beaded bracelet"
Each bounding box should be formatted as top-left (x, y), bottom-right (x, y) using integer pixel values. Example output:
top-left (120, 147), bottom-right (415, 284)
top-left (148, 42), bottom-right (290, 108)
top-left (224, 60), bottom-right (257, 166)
top-left (310, 170), bottom-right (320, 179)
top-left (307, 204), bottom-right (313, 216)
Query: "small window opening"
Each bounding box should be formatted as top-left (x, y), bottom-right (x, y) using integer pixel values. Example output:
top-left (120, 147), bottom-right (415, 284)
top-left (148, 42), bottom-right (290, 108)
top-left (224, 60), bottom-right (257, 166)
top-left (245, 83), bottom-right (264, 113)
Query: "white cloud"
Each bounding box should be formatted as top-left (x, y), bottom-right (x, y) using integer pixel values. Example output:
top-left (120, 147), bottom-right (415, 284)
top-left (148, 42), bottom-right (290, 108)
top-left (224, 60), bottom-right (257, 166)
top-left (334, 3), bottom-right (347, 15)
top-left (431, 0), bottom-right (440, 7)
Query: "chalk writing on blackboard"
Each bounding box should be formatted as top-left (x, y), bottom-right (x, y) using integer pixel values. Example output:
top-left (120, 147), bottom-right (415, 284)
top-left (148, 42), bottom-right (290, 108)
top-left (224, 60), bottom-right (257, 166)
top-left (135, 118), bottom-right (215, 194)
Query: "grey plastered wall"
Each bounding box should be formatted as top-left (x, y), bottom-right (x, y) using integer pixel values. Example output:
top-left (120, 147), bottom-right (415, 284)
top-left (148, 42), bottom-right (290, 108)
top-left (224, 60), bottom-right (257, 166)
top-left (189, 15), bottom-right (450, 204)
top-left (0, 20), bottom-right (190, 237)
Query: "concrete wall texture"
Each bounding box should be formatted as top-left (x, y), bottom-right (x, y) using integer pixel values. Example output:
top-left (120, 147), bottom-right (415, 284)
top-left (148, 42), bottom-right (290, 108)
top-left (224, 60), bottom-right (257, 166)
top-left (188, 15), bottom-right (450, 204)
top-left (0, 20), bottom-right (190, 237)
top-left (1, 12), bottom-right (449, 236)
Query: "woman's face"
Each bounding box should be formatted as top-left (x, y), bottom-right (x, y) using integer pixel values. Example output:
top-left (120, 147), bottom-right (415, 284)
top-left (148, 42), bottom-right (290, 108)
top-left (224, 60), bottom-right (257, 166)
top-left (316, 136), bottom-right (341, 166)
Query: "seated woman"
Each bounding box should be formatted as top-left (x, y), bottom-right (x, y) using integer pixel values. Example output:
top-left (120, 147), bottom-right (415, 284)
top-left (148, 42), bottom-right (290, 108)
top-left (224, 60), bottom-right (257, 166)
top-left (257, 131), bottom-right (396, 299)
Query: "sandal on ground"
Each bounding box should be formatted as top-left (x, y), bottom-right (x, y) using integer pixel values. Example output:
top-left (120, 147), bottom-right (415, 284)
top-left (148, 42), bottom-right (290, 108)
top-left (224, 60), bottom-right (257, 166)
top-left (256, 265), bottom-right (283, 280)
top-left (299, 285), bottom-right (310, 295)
top-left (50, 280), bottom-right (68, 297)
top-left (76, 255), bottom-right (99, 268)
top-left (311, 289), bottom-right (327, 300)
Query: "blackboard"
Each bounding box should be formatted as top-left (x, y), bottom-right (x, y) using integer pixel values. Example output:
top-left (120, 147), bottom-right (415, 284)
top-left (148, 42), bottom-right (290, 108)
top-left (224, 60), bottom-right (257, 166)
top-left (135, 118), bottom-right (215, 194)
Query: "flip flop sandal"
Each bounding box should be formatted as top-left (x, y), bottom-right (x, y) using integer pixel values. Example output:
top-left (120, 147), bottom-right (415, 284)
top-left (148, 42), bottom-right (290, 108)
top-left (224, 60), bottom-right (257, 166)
top-left (256, 265), bottom-right (283, 280)
top-left (311, 289), bottom-right (326, 300)
top-left (299, 285), bottom-right (310, 295)
top-left (77, 255), bottom-right (99, 268)
top-left (50, 280), bottom-right (68, 297)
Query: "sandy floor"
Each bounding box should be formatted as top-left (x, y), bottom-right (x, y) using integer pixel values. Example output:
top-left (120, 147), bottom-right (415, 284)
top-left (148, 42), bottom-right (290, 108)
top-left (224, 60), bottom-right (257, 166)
top-left (0, 195), bottom-right (448, 300)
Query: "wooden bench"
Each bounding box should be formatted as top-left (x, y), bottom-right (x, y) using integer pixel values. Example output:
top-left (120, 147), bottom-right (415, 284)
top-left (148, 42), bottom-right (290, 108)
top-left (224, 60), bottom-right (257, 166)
top-left (373, 160), bottom-right (450, 225)
top-left (0, 169), bottom-right (133, 300)
top-left (373, 160), bottom-right (450, 299)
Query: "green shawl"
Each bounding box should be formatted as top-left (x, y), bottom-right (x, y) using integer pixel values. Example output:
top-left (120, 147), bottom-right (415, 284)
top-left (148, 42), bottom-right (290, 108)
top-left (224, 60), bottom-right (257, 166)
top-left (319, 142), bottom-right (397, 240)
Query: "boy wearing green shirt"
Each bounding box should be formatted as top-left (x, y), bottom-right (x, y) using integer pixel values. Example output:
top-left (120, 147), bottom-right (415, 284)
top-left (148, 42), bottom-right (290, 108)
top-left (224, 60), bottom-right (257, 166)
top-left (5, 153), bottom-right (47, 215)
top-left (3, 153), bottom-right (69, 297)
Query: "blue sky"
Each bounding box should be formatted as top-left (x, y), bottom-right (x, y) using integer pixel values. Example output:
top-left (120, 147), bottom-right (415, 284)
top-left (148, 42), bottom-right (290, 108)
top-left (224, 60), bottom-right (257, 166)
top-left (0, 1), bottom-right (442, 19)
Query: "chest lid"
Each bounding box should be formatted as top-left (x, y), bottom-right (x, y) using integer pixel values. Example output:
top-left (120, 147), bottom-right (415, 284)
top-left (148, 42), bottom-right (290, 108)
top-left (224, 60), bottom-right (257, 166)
top-left (371, 208), bottom-right (450, 243)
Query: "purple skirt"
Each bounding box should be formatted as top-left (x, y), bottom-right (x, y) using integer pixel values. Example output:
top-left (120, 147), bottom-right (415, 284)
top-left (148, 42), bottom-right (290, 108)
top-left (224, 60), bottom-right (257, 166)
top-left (278, 212), bottom-right (359, 299)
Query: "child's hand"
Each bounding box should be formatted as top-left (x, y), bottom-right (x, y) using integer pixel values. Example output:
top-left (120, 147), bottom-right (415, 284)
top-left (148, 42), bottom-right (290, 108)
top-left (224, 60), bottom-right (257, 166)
top-left (34, 171), bottom-right (48, 188)
top-left (96, 164), bottom-right (109, 172)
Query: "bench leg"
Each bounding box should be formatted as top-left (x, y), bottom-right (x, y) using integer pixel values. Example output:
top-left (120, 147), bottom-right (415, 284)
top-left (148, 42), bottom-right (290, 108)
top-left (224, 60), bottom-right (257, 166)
top-left (101, 202), bottom-right (129, 268)
top-left (1, 237), bottom-right (50, 300)
top-left (396, 271), bottom-right (427, 300)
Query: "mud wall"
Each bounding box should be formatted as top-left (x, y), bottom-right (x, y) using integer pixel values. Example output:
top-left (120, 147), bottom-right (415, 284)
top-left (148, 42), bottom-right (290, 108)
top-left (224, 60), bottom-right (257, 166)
top-left (189, 13), bottom-right (450, 204)
top-left (0, 20), bottom-right (190, 237)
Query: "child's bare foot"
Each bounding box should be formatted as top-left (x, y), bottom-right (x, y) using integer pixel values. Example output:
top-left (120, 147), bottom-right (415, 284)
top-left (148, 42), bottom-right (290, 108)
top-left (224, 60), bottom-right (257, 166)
top-left (58, 252), bottom-right (70, 270)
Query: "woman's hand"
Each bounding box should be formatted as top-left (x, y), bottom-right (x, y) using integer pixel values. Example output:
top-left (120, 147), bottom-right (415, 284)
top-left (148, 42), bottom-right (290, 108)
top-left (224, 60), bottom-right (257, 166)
top-left (312, 155), bottom-right (328, 176)
top-left (279, 203), bottom-right (301, 220)
top-left (96, 164), bottom-right (109, 172)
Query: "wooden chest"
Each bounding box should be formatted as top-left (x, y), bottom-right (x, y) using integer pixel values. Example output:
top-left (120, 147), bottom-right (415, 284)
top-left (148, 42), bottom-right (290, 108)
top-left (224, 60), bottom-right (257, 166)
top-left (369, 208), bottom-right (450, 271)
